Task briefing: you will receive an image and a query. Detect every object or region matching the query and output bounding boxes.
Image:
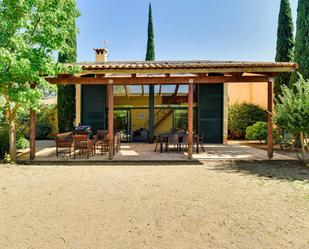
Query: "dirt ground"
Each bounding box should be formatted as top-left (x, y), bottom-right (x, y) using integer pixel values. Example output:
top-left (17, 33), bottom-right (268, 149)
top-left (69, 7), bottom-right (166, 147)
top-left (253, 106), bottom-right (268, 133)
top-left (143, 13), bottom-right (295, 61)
top-left (0, 162), bottom-right (308, 249)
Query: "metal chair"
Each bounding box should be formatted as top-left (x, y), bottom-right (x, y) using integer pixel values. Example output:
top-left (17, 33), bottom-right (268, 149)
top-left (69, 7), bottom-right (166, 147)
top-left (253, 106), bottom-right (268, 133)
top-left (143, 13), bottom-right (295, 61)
top-left (194, 133), bottom-right (206, 153)
top-left (166, 133), bottom-right (180, 152)
top-left (180, 134), bottom-right (188, 151)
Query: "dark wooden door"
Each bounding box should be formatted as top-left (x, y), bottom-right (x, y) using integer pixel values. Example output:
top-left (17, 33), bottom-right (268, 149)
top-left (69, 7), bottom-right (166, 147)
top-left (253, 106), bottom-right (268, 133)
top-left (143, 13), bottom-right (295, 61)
top-left (81, 85), bottom-right (107, 132)
top-left (198, 84), bottom-right (223, 143)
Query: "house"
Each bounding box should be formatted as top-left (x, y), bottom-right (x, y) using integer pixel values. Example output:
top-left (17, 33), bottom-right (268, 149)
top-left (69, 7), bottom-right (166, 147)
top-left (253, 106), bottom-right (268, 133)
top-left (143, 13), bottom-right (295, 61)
top-left (41, 47), bottom-right (296, 160)
top-left (75, 48), bottom-right (229, 144)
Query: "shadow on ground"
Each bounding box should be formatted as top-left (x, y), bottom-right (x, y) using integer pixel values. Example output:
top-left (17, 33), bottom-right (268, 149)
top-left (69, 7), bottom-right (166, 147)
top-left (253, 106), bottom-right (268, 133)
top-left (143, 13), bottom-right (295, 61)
top-left (210, 161), bottom-right (309, 182)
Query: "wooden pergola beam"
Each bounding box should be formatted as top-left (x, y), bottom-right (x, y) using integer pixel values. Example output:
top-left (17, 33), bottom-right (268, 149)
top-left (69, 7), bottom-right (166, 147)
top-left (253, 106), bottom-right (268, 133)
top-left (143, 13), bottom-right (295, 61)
top-left (46, 76), bottom-right (271, 85)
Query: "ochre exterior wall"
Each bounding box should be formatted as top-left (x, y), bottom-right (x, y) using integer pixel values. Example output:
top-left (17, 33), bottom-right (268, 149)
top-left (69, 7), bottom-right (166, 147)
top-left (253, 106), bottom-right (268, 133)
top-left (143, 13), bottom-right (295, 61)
top-left (228, 82), bottom-right (268, 109)
top-left (114, 95), bottom-right (163, 107)
top-left (131, 109), bottom-right (149, 131)
top-left (155, 111), bottom-right (173, 134)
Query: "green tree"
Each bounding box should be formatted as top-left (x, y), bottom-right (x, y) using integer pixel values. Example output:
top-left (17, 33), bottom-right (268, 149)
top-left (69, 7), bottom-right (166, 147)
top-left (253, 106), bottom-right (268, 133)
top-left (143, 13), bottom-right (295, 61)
top-left (146, 2), bottom-right (155, 61)
top-left (275, 0), bottom-right (294, 99)
top-left (274, 75), bottom-right (309, 163)
top-left (57, 14), bottom-right (77, 132)
top-left (293, 0), bottom-right (309, 83)
top-left (146, 2), bottom-right (155, 143)
top-left (0, 0), bottom-right (79, 161)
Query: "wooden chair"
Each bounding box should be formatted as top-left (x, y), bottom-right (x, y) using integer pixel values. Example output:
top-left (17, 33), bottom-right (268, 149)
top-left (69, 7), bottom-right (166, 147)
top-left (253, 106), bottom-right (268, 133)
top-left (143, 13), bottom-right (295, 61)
top-left (54, 132), bottom-right (73, 157)
top-left (97, 130), bottom-right (109, 139)
top-left (113, 132), bottom-right (121, 155)
top-left (73, 135), bottom-right (93, 159)
top-left (93, 130), bottom-right (109, 155)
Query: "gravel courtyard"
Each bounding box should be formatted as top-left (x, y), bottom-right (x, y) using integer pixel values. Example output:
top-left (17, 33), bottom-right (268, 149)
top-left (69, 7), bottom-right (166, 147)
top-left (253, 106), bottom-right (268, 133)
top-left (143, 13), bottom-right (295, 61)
top-left (0, 162), bottom-right (308, 249)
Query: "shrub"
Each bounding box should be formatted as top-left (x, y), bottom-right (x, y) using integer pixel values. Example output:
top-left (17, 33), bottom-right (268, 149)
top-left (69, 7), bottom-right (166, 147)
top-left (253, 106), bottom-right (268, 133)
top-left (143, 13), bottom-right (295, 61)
top-left (36, 121), bottom-right (52, 139)
top-left (245, 122), bottom-right (268, 143)
top-left (16, 105), bottom-right (56, 140)
top-left (36, 105), bottom-right (56, 139)
top-left (228, 103), bottom-right (268, 138)
top-left (16, 137), bottom-right (29, 150)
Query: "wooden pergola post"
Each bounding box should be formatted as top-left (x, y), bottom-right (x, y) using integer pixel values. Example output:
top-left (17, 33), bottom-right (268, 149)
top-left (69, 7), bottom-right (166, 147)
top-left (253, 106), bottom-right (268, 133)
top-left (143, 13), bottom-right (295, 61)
top-left (188, 79), bottom-right (194, 159)
top-left (30, 83), bottom-right (36, 160)
top-left (267, 78), bottom-right (274, 159)
top-left (149, 84), bottom-right (155, 143)
top-left (108, 80), bottom-right (114, 160)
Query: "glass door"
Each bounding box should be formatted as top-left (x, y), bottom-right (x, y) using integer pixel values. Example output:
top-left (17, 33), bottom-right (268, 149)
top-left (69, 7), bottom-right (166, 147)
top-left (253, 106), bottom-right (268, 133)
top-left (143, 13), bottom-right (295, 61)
top-left (114, 109), bottom-right (131, 142)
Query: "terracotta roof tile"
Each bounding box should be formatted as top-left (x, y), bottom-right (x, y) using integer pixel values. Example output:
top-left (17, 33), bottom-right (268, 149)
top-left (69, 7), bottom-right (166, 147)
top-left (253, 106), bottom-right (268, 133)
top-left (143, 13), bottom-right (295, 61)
top-left (75, 60), bottom-right (297, 72)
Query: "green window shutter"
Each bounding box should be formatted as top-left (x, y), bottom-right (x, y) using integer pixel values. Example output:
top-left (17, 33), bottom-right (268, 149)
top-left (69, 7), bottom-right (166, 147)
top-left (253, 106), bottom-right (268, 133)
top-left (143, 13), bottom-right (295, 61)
top-left (198, 84), bottom-right (223, 143)
top-left (81, 85), bottom-right (107, 132)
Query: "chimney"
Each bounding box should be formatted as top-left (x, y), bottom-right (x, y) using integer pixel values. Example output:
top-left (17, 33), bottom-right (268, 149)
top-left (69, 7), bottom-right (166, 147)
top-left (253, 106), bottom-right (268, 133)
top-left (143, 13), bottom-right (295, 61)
top-left (94, 48), bottom-right (108, 62)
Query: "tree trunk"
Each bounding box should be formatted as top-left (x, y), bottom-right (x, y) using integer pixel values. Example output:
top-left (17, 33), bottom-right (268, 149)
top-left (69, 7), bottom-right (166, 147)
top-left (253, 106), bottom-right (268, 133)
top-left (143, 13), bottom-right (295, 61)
top-left (8, 109), bottom-right (17, 162)
top-left (300, 131), bottom-right (306, 164)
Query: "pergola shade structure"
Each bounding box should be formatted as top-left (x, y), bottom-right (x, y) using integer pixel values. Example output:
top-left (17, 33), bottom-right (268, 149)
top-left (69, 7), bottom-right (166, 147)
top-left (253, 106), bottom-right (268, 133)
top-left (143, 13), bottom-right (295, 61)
top-left (32, 60), bottom-right (297, 160)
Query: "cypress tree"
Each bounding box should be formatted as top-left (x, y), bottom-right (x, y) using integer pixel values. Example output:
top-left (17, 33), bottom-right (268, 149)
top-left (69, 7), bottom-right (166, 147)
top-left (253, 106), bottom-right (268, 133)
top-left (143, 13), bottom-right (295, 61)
top-left (146, 2), bottom-right (155, 61)
top-left (146, 2), bottom-right (155, 143)
top-left (57, 16), bottom-right (77, 132)
top-left (275, 0), bottom-right (294, 99)
top-left (293, 0), bottom-right (309, 82)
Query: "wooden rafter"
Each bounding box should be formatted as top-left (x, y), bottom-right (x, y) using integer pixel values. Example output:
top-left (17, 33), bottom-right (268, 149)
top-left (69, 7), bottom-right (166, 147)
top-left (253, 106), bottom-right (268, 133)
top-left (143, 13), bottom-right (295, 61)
top-left (46, 75), bottom-right (272, 85)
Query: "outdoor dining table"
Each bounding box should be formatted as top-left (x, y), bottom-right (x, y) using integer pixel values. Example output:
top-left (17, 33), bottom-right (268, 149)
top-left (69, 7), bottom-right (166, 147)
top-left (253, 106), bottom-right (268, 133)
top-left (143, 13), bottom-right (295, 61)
top-left (155, 132), bottom-right (203, 153)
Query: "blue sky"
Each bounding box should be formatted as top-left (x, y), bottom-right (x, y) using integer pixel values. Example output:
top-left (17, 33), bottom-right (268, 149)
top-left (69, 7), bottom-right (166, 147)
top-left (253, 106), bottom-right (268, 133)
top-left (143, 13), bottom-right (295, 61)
top-left (76, 0), bottom-right (298, 62)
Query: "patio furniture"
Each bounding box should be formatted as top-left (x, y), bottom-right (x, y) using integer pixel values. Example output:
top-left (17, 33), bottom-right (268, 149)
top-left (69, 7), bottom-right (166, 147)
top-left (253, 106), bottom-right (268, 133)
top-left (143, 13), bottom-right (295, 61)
top-left (194, 133), bottom-right (205, 153)
top-left (113, 132), bottom-right (121, 155)
top-left (73, 135), bottom-right (94, 159)
top-left (93, 130), bottom-right (109, 155)
top-left (132, 128), bottom-right (149, 142)
top-left (154, 133), bottom-right (168, 153)
top-left (54, 132), bottom-right (73, 157)
top-left (165, 133), bottom-right (180, 152)
top-left (75, 125), bottom-right (92, 136)
top-left (179, 133), bottom-right (188, 151)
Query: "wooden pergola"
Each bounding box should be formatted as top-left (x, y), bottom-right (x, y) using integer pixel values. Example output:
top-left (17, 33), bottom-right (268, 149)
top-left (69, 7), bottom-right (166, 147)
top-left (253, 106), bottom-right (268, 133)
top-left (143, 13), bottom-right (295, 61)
top-left (29, 61), bottom-right (297, 160)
